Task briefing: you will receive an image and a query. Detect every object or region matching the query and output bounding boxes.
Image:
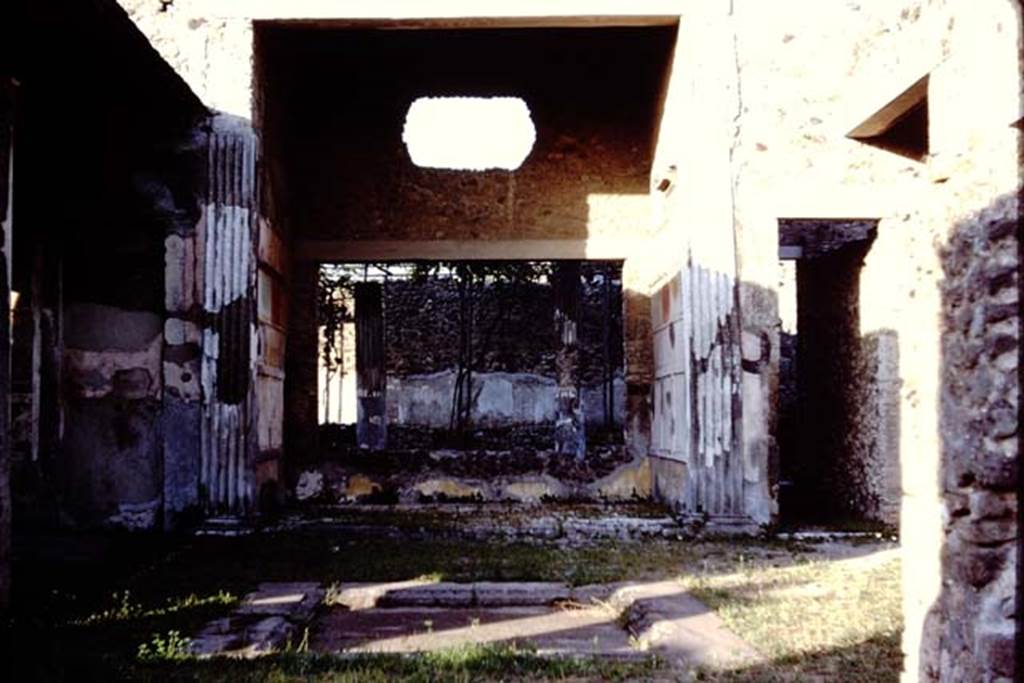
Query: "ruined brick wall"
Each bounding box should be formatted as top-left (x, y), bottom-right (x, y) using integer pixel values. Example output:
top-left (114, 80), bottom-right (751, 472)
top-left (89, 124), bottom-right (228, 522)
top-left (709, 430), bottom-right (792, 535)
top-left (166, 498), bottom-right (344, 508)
top-left (932, 194), bottom-right (1018, 681)
top-left (381, 266), bottom-right (626, 437)
top-left (384, 279), bottom-right (558, 378)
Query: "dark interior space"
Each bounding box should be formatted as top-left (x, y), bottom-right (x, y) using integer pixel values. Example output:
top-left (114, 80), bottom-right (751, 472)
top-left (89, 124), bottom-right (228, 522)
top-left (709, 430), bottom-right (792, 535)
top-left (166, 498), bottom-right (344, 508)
top-left (777, 220), bottom-right (895, 526)
top-left (792, 240), bottom-right (874, 521)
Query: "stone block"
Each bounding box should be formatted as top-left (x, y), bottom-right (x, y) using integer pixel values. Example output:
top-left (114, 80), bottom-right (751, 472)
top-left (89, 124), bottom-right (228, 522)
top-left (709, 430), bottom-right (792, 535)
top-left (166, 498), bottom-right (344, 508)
top-left (375, 582), bottom-right (474, 608)
top-left (243, 616), bottom-right (296, 655)
top-left (337, 474), bottom-right (382, 501)
top-left (294, 471), bottom-right (324, 501)
top-left (975, 629), bottom-right (1016, 678)
top-left (190, 633), bottom-right (242, 657)
top-left (472, 582), bottom-right (570, 607)
top-left (970, 450), bottom-right (1019, 491)
top-left (951, 545), bottom-right (1008, 589)
top-left (328, 580), bottom-right (435, 610)
top-left (587, 456), bottom-right (652, 499)
top-left (237, 582), bottom-right (324, 623)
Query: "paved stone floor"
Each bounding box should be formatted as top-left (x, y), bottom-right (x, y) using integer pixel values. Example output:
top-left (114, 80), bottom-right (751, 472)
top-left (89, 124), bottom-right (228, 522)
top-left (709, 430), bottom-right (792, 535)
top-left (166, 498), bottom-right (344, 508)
top-left (190, 579), bottom-right (761, 667)
top-left (316, 581), bottom-right (761, 666)
top-left (312, 604), bottom-right (637, 657)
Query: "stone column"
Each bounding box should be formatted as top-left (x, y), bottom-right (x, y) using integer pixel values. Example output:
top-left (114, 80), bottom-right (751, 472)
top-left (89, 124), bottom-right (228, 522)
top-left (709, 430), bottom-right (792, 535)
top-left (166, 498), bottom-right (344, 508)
top-left (553, 261), bottom-right (585, 460)
top-left (355, 282), bottom-right (386, 451)
top-left (196, 116), bottom-right (260, 514)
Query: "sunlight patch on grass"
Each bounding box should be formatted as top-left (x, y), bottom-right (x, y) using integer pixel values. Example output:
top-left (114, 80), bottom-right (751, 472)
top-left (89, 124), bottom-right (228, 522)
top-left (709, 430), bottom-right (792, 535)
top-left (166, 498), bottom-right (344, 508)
top-left (681, 549), bottom-right (902, 681)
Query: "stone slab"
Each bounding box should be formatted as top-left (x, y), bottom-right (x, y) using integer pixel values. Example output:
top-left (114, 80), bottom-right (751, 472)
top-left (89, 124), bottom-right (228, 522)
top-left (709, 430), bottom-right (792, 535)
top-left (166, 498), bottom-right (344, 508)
top-left (244, 616), bottom-right (297, 655)
top-left (331, 580), bottom-right (436, 610)
top-left (237, 582), bottom-right (324, 622)
top-left (625, 587), bottom-right (762, 667)
top-left (311, 605), bottom-right (639, 658)
top-left (190, 633), bottom-right (243, 657)
top-left (472, 582), bottom-right (571, 607)
top-left (332, 581), bottom-right (571, 608)
top-left (374, 582), bottom-right (475, 608)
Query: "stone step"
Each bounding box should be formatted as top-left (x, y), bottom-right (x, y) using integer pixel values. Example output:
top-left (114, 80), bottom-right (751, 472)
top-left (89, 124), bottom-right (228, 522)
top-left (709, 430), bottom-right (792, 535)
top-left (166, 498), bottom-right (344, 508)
top-left (331, 580), bottom-right (572, 609)
top-left (275, 506), bottom-right (686, 543)
top-left (237, 582), bottom-right (325, 622)
top-left (191, 582), bottom-right (324, 658)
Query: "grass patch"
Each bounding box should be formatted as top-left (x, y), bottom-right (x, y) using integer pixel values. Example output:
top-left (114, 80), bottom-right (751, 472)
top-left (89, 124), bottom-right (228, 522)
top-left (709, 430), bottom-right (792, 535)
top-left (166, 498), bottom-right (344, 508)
top-left (681, 548), bottom-right (902, 681)
top-left (128, 643), bottom-right (664, 682)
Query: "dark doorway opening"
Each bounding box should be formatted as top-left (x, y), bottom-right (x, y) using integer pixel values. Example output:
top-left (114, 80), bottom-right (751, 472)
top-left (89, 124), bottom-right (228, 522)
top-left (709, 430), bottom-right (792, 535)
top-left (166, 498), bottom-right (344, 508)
top-left (777, 219), bottom-right (899, 527)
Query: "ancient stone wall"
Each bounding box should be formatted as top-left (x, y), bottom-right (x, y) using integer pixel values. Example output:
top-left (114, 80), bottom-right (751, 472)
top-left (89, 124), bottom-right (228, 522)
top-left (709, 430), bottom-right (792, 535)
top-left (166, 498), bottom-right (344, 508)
top-left (932, 194), bottom-right (1018, 681)
top-left (383, 279), bottom-right (559, 379)
top-left (384, 268), bottom-right (623, 378)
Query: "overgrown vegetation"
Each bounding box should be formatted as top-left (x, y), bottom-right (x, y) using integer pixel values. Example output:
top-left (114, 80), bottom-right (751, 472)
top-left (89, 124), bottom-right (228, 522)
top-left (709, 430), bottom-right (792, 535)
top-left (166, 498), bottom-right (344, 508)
top-left (136, 629), bottom-right (194, 663)
top-left (6, 522), bottom-right (901, 682)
